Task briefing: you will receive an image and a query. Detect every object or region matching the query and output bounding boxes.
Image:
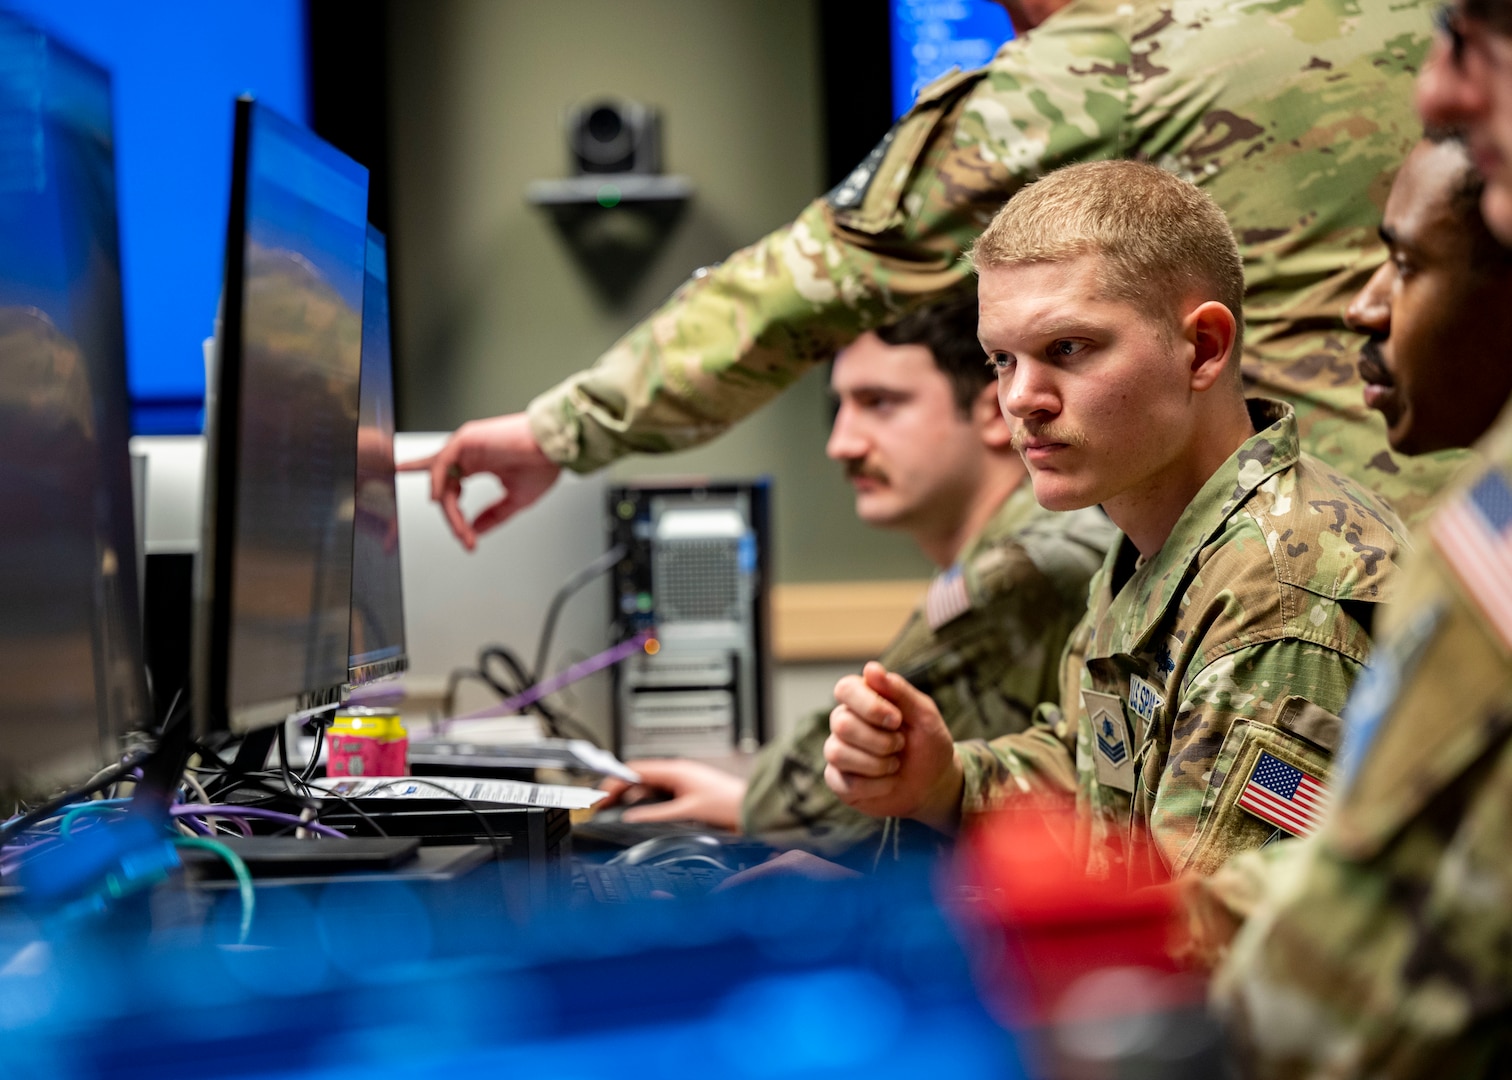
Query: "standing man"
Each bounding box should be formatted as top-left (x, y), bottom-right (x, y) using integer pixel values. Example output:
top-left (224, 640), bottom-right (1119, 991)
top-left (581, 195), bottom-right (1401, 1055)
top-left (599, 298), bottom-right (1114, 856)
top-left (1211, 11), bottom-right (1512, 1071)
top-left (408, 0), bottom-right (1459, 539)
top-left (821, 161), bottom-right (1408, 889)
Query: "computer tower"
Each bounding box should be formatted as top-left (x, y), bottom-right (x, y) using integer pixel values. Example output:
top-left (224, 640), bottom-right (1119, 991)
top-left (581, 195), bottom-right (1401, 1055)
top-left (608, 479), bottom-right (771, 758)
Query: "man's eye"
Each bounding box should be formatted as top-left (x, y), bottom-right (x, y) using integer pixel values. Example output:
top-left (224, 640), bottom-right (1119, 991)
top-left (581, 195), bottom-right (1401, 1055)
top-left (1047, 340), bottom-right (1086, 359)
top-left (988, 353), bottom-right (1014, 371)
top-left (1392, 254), bottom-right (1416, 280)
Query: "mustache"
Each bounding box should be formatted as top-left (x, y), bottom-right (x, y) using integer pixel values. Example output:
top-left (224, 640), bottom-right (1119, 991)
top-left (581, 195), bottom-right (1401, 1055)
top-left (1357, 339), bottom-right (1394, 388)
top-left (844, 460), bottom-right (888, 484)
top-left (1011, 424), bottom-right (1088, 454)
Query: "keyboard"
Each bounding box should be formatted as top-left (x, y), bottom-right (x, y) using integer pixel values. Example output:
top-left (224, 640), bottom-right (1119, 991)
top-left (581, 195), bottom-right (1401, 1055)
top-left (577, 861), bottom-right (733, 903)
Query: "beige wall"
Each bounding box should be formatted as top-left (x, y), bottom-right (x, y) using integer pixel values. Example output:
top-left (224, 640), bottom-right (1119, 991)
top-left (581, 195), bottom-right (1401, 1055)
top-left (386, 0), bottom-right (931, 584)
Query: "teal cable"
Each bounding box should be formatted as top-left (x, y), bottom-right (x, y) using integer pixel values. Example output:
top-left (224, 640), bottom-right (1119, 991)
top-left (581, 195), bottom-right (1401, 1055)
top-left (173, 836), bottom-right (255, 944)
top-left (58, 800), bottom-right (129, 839)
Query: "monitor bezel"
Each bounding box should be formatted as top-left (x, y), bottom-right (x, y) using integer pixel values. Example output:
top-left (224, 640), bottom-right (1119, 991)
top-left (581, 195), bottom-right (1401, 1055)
top-left (0, 12), bottom-right (151, 786)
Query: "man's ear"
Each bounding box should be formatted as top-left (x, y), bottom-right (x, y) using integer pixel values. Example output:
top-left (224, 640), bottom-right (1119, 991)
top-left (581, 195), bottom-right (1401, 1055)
top-left (972, 381), bottom-right (1014, 448)
top-left (1182, 301), bottom-right (1240, 392)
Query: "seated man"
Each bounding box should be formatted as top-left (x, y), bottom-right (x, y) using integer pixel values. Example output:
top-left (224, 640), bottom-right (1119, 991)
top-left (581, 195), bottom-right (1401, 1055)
top-left (823, 160), bottom-right (1409, 888)
top-left (1211, 122), bottom-right (1512, 1072)
top-left (601, 298), bottom-right (1115, 855)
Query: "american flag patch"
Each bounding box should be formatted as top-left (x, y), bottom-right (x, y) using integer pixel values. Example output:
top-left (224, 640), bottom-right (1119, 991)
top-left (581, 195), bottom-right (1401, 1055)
top-left (1237, 751), bottom-right (1326, 837)
top-left (925, 566), bottom-right (971, 631)
top-left (1432, 468), bottom-right (1512, 650)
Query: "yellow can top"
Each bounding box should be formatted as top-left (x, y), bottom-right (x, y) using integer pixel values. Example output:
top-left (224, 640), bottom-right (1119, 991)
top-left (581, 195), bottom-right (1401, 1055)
top-left (330, 709), bottom-right (406, 741)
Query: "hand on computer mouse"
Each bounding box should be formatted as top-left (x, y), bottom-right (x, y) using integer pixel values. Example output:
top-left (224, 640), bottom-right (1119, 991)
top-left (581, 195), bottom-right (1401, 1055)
top-left (596, 759), bottom-right (746, 831)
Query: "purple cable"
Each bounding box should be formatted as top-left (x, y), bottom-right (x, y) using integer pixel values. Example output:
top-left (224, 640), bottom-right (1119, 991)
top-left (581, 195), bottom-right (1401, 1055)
top-left (171, 805), bottom-right (347, 840)
top-left (177, 814), bottom-right (213, 837)
top-left (449, 631), bottom-right (652, 724)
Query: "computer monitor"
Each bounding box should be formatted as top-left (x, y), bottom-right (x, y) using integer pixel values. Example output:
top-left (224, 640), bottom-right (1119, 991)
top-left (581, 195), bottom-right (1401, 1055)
top-left (347, 225), bottom-right (408, 687)
top-left (0, 12), bottom-right (150, 791)
top-left (194, 97), bottom-right (368, 736)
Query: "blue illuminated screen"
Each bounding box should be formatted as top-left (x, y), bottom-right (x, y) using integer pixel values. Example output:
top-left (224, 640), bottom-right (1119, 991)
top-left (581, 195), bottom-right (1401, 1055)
top-left (891, 0), bottom-right (1013, 118)
top-left (0, 0), bottom-right (307, 434)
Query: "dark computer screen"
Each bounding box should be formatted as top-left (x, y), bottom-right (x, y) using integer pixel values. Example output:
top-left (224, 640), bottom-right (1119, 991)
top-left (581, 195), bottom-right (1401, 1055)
top-left (0, 12), bottom-right (149, 790)
top-left (196, 97), bottom-right (368, 735)
top-left (347, 225), bottom-right (407, 687)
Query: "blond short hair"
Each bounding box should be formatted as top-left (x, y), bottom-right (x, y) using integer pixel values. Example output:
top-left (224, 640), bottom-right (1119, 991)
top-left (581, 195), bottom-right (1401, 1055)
top-left (969, 160), bottom-right (1245, 354)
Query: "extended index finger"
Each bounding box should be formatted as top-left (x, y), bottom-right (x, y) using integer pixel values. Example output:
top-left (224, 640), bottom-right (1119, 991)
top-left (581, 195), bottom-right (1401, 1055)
top-left (394, 451), bottom-right (436, 473)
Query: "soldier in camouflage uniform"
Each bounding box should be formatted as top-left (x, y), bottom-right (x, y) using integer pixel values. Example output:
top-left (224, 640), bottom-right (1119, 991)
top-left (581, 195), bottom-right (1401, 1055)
top-left (823, 162), bottom-right (1409, 891)
top-left (1179, 131), bottom-right (1512, 977)
top-left (599, 299), bottom-right (1114, 856)
top-left (1208, 11), bottom-right (1512, 1073)
top-left (407, 0), bottom-right (1464, 540)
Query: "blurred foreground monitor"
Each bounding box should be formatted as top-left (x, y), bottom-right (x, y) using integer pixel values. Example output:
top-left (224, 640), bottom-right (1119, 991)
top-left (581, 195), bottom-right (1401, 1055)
top-left (0, 10), bottom-right (149, 796)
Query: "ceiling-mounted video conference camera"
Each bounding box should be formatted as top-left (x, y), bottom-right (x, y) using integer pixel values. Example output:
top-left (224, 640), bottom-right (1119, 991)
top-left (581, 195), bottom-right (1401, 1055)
top-left (566, 99), bottom-right (663, 176)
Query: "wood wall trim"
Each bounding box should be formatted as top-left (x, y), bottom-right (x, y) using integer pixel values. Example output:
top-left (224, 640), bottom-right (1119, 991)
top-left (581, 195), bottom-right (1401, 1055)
top-left (771, 580), bottom-right (927, 662)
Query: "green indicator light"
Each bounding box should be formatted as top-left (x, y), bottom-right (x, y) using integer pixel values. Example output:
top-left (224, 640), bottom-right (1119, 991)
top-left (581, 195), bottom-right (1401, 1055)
top-left (617, 500), bottom-right (636, 519)
top-left (637, 593), bottom-right (653, 612)
top-left (597, 184), bottom-right (622, 208)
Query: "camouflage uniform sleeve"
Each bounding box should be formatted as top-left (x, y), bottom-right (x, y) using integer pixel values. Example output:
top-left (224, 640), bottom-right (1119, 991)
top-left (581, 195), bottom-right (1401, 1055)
top-left (956, 613), bottom-right (1097, 817)
top-left (739, 704), bottom-right (883, 856)
top-left (1213, 491), bottom-right (1512, 1076)
top-left (526, 14), bottom-right (1135, 470)
top-left (742, 535), bottom-right (1096, 853)
top-left (957, 701), bottom-right (1082, 814)
top-left (1151, 639), bottom-right (1356, 880)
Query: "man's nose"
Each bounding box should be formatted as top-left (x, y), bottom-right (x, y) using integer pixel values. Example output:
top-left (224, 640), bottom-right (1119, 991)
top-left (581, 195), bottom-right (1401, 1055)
top-left (1418, 35), bottom-right (1489, 128)
top-left (998, 361), bottom-right (1058, 421)
top-left (1345, 260), bottom-right (1394, 338)
top-left (826, 405), bottom-right (867, 461)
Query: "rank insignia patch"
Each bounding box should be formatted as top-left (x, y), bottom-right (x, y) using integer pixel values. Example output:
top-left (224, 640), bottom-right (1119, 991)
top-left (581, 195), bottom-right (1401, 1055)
top-left (1084, 690), bottom-right (1134, 791)
top-left (1096, 711), bottom-right (1127, 764)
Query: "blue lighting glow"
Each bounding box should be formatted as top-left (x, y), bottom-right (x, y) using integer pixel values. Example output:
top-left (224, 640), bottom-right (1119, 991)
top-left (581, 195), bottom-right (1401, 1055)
top-left (891, 0), bottom-right (1013, 118)
top-left (0, 0), bottom-right (307, 434)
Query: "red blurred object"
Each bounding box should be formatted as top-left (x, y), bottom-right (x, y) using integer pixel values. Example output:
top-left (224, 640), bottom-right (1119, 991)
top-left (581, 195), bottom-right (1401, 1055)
top-left (954, 808), bottom-right (1192, 1028)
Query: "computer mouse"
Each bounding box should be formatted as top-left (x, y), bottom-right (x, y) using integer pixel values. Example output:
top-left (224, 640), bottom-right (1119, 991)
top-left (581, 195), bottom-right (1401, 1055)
top-left (607, 833), bottom-right (732, 869)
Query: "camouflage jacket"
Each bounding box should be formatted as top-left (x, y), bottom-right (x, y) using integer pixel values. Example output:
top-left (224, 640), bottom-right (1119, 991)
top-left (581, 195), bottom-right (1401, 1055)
top-left (956, 401), bottom-right (1408, 887)
top-left (1214, 403), bottom-right (1512, 1077)
top-left (527, 0), bottom-right (1463, 523)
top-left (741, 484), bottom-right (1114, 856)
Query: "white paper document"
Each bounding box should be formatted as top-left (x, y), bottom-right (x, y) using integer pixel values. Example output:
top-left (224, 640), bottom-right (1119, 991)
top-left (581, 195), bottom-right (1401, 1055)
top-left (300, 776), bottom-right (607, 811)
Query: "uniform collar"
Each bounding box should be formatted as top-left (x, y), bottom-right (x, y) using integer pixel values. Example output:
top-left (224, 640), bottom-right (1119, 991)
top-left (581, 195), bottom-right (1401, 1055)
top-left (1092, 398), bottom-right (1297, 657)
